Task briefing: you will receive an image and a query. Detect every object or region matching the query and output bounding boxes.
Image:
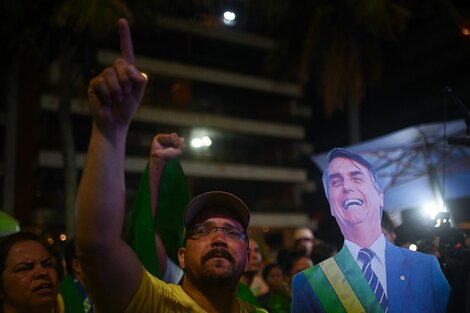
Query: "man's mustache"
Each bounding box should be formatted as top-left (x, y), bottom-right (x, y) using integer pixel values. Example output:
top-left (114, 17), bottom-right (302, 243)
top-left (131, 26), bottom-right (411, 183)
top-left (202, 248), bottom-right (235, 264)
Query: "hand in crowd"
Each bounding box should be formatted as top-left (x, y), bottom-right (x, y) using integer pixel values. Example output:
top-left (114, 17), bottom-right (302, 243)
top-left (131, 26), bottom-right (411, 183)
top-left (87, 18), bottom-right (147, 134)
top-left (150, 133), bottom-right (185, 162)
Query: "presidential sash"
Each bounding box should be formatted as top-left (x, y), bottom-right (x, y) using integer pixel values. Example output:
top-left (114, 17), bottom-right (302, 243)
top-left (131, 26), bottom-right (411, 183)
top-left (303, 246), bottom-right (384, 313)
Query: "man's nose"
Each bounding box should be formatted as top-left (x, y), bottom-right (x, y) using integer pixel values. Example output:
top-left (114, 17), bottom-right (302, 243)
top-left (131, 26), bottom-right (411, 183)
top-left (342, 179), bottom-right (354, 191)
top-left (211, 227), bottom-right (228, 239)
top-left (210, 228), bottom-right (229, 246)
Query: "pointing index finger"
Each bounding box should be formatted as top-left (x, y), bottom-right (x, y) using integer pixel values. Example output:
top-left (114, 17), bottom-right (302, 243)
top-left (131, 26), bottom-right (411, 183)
top-left (118, 18), bottom-right (135, 64)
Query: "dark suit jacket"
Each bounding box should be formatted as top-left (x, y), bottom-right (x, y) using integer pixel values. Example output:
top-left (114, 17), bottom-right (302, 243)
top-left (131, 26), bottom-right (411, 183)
top-left (291, 241), bottom-right (450, 313)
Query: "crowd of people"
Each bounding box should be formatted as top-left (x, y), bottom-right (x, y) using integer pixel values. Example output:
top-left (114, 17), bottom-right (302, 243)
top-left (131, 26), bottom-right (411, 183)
top-left (0, 18), bottom-right (462, 313)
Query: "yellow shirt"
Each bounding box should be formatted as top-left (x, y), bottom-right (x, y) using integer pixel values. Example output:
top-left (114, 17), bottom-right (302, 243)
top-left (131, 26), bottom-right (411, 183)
top-left (56, 293), bottom-right (65, 313)
top-left (125, 268), bottom-right (267, 313)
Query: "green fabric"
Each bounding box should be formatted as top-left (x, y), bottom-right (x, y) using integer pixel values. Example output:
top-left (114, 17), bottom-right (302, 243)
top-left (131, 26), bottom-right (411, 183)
top-left (59, 275), bottom-right (85, 313)
top-left (303, 247), bottom-right (383, 313)
top-left (237, 283), bottom-right (261, 307)
top-left (154, 159), bottom-right (191, 264)
top-left (128, 163), bottom-right (159, 277)
top-left (0, 210), bottom-right (19, 236)
top-left (304, 265), bottom-right (348, 313)
top-left (334, 247), bottom-right (384, 313)
top-left (260, 291), bottom-right (291, 313)
top-left (128, 159), bottom-right (191, 278)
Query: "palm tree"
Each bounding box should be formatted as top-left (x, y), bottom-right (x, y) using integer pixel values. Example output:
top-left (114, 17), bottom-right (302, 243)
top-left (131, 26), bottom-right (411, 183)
top-left (49, 0), bottom-right (132, 235)
top-left (269, 0), bottom-right (410, 144)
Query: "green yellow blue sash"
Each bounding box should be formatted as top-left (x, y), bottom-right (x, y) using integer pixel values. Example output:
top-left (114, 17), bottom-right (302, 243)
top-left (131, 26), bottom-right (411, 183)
top-left (303, 246), bottom-right (384, 313)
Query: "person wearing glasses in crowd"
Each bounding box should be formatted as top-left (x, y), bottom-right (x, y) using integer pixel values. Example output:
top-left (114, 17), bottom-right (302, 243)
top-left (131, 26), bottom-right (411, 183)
top-left (74, 18), bottom-right (267, 313)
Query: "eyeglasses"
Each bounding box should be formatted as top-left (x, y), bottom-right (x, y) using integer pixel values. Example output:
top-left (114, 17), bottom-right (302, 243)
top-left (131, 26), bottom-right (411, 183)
top-left (187, 223), bottom-right (248, 245)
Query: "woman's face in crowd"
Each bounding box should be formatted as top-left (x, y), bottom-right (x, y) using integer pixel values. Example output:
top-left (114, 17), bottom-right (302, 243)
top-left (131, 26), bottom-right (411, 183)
top-left (1, 240), bottom-right (58, 311)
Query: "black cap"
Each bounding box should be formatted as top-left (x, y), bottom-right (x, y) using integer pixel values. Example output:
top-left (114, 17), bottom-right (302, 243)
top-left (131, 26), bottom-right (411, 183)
top-left (183, 191), bottom-right (250, 230)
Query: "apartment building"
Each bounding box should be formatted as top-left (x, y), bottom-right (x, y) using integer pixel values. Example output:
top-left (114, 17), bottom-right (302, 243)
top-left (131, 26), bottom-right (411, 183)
top-left (34, 8), bottom-right (317, 252)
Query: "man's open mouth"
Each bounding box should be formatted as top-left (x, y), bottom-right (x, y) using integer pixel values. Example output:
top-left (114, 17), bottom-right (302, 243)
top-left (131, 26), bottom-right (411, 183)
top-left (343, 199), bottom-right (363, 209)
top-left (34, 283), bottom-right (53, 292)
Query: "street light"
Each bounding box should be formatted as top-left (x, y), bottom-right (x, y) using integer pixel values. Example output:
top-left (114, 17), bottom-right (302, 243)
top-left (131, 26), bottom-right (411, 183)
top-left (222, 11), bottom-right (236, 26)
top-left (191, 135), bottom-right (212, 149)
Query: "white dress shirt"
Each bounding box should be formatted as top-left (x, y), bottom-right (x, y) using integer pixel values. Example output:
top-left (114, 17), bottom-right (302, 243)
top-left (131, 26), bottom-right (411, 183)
top-left (345, 234), bottom-right (388, 296)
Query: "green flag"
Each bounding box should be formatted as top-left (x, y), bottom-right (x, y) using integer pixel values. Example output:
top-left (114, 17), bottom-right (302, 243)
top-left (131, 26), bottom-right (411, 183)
top-left (0, 210), bottom-right (19, 237)
top-left (128, 159), bottom-right (191, 278)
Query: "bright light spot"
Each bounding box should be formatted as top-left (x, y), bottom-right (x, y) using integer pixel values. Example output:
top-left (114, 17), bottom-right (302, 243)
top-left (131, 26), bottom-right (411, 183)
top-left (224, 11), bottom-right (235, 21)
top-left (59, 234), bottom-right (67, 241)
top-left (142, 72), bottom-right (148, 80)
top-left (409, 244), bottom-right (417, 251)
top-left (222, 11), bottom-right (236, 26)
top-left (435, 211), bottom-right (452, 227)
top-left (422, 200), bottom-right (446, 220)
top-left (191, 138), bottom-right (203, 148)
top-left (202, 136), bottom-right (212, 147)
top-left (191, 136), bottom-right (212, 149)
top-left (462, 27), bottom-right (470, 36)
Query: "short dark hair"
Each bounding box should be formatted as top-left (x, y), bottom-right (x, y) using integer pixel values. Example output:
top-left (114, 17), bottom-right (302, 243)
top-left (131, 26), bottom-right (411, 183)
top-left (262, 263), bottom-right (282, 281)
top-left (1, 232), bottom-right (50, 272)
top-left (322, 148), bottom-right (384, 199)
top-left (0, 232), bottom-right (54, 290)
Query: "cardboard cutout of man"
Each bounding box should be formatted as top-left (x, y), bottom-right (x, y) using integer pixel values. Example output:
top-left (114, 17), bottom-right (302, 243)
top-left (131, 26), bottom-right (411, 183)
top-left (291, 148), bottom-right (450, 313)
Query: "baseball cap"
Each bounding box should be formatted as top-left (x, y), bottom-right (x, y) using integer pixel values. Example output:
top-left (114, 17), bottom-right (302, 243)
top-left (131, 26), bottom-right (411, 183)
top-left (183, 191), bottom-right (251, 230)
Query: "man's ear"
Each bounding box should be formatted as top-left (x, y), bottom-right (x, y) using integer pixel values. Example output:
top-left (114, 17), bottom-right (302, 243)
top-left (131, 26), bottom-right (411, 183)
top-left (178, 247), bottom-right (186, 269)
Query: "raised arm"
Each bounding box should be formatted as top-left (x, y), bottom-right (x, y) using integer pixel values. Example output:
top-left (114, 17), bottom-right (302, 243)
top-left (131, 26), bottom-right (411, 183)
top-left (75, 18), bottom-right (147, 313)
top-left (151, 134), bottom-right (185, 277)
top-left (149, 133), bottom-right (185, 217)
top-left (128, 133), bottom-right (185, 279)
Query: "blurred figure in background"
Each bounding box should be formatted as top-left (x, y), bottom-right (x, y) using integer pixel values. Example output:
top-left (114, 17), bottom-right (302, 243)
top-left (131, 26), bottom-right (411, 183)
top-left (381, 211), bottom-right (397, 245)
top-left (277, 227), bottom-right (314, 275)
top-left (247, 237), bottom-right (270, 298)
top-left (257, 263), bottom-right (290, 313)
top-left (278, 227), bottom-right (336, 271)
top-left (292, 227), bottom-right (315, 257)
top-left (284, 251), bottom-right (313, 288)
top-left (238, 238), bottom-right (263, 306)
top-left (59, 239), bottom-right (94, 313)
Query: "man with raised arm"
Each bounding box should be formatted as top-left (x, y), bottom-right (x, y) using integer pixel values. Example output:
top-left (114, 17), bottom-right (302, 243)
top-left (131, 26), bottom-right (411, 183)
top-left (75, 18), bottom-right (266, 313)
